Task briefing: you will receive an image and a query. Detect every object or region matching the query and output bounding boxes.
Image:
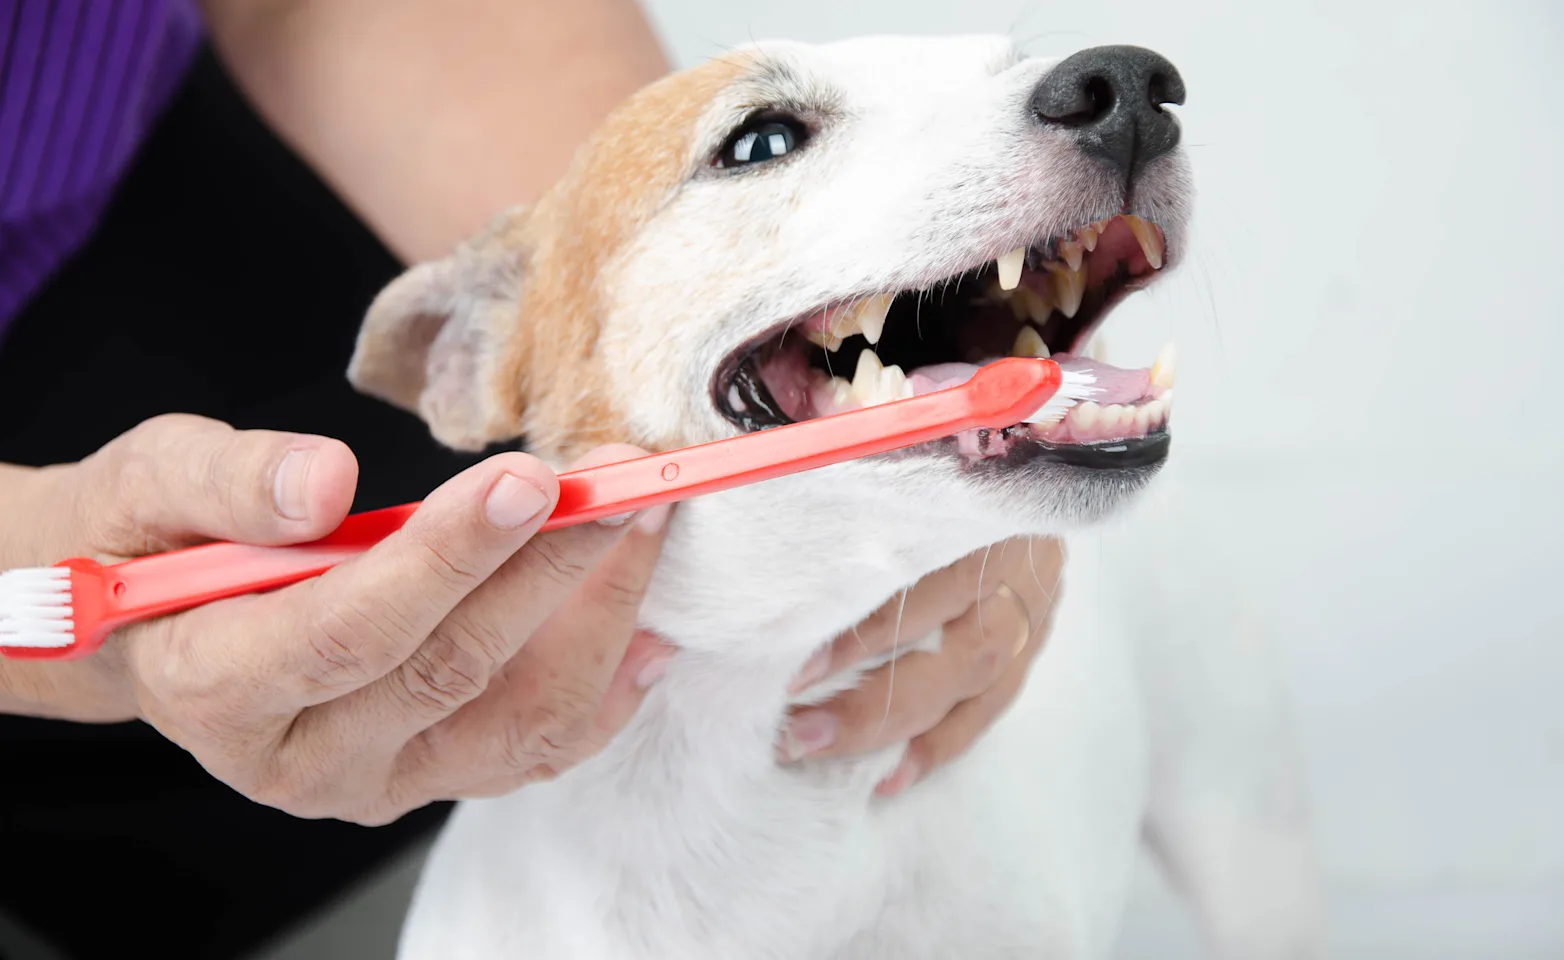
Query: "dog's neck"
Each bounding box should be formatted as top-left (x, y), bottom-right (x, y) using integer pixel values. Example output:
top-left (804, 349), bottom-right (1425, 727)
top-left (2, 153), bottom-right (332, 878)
top-left (639, 461), bottom-right (1014, 661)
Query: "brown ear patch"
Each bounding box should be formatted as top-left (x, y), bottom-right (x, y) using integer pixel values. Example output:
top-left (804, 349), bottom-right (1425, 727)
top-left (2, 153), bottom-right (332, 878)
top-left (488, 56), bottom-right (748, 462)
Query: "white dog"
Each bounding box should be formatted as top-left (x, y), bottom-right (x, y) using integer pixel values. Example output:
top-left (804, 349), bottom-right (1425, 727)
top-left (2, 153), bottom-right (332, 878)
top-left (348, 35), bottom-right (1320, 960)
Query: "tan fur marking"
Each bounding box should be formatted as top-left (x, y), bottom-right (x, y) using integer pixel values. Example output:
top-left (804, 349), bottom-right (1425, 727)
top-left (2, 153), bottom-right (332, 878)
top-left (493, 57), bottom-right (747, 463)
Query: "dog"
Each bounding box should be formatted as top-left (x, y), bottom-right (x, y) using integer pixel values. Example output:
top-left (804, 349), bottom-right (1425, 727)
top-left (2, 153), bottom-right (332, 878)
top-left (348, 35), bottom-right (1321, 960)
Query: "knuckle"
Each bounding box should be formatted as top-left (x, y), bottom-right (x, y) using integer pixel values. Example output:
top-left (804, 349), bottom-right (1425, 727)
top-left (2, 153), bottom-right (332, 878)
top-left (303, 593), bottom-right (406, 691)
top-left (522, 537), bottom-right (592, 590)
top-left (412, 534), bottom-right (485, 591)
top-left (500, 684), bottom-right (603, 775)
top-left (393, 632), bottom-right (492, 714)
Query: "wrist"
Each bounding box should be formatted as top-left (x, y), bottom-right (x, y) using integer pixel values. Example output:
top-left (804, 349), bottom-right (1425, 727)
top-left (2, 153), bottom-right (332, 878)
top-left (0, 462), bottom-right (77, 570)
top-left (0, 653), bottom-right (138, 722)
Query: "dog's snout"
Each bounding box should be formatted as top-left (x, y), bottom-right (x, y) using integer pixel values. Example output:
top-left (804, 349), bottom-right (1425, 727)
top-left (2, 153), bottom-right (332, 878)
top-left (1031, 45), bottom-right (1185, 182)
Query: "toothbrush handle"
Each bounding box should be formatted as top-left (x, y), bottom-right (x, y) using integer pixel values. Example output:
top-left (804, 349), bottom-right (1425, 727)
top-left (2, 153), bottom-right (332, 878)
top-left (542, 356), bottom-right (1059, 527)
top-left (104, 358), bottom-right (1060, 626)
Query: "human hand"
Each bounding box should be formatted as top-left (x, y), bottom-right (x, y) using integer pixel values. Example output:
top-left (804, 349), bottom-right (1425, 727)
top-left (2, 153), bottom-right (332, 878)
top-left (0, 414), bottom-right (673, 824)
top-left (779, 536), bottom-right (1065, 797)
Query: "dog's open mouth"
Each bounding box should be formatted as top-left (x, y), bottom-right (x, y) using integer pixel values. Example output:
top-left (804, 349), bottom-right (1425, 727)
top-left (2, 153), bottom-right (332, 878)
top-left (714, 214), bottom-right (1176, 467)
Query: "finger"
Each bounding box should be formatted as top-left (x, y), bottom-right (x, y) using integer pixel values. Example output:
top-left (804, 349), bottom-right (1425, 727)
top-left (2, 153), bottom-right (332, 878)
top-left (155, 450), bottom-right (563, 717)
top-left (787, 537), bottom-right (1057, 694)
top-left (384, 496), bottom-right (673, 801)
top-left (446, 629), bottom-right (674, 800)
top-left (71, 414), bottom-right (359, 556)
top-left (779, 586), bottom-right (1029, 762)
top-left (876, 627), bottom-right (1039, 798)
top-left (335, 444), bottom-right (670, 751)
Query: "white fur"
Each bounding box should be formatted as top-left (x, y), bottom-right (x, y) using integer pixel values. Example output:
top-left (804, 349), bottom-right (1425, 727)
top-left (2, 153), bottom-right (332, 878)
top-left (390, 36), bottom-right (1319, 960)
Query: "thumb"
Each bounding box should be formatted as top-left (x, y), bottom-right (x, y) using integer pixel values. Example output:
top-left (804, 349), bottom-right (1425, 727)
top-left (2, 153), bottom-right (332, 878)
top-left (69, 414), bottom-right (359, 557)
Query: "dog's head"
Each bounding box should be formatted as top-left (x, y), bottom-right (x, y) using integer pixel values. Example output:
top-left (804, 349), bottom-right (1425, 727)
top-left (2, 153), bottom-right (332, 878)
top-left (350, 35), bottom-right (1191, 535)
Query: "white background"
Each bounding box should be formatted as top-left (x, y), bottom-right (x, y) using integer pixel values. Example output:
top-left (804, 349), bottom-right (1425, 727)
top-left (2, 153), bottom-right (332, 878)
top-left (634, 2), bottom-right (1562, 958)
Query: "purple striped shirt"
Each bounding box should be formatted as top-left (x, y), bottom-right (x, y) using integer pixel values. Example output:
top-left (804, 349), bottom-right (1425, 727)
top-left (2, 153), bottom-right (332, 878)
top-left (0, 0), bottom-right (202, 341)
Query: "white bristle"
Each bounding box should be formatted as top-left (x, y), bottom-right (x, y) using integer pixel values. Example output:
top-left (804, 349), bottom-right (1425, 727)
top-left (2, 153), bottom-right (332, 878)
top-left (1022, 370), bottom-right (1100, 424)
top-left (0, 567), bottom-right (75, 648)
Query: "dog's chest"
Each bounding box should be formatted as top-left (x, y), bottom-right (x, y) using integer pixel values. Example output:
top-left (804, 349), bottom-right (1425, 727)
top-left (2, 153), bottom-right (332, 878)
top-left (399, 534), bottom-right (1150, 960)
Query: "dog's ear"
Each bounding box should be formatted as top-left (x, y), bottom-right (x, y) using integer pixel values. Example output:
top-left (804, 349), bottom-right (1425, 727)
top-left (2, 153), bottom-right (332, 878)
top-left (348, 206), bottom-right (533, 451)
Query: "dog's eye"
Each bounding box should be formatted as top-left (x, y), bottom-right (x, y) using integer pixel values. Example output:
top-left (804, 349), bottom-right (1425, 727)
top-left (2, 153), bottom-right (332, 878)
top-left (716, 116), bottom-right (807, 169)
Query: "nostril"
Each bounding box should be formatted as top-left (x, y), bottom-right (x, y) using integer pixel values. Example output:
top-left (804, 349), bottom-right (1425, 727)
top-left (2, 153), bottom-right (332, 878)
top-left (1035, 74), bottom-right (1115, 127)
top-left (1147, 72), bottom-right (1171, 110)
top-left (1079, 76), bottom-right (1115, 124)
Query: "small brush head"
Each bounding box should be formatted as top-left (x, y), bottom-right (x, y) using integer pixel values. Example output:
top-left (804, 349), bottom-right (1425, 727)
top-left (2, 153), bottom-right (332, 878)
top-left (0, 567), bottom-right (74, 649)
top-left (1021, 369), bottom-right (1099, 425)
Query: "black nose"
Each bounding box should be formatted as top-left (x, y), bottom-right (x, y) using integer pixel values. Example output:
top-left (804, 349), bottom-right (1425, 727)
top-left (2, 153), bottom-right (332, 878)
top-left (1031, 45), bottom-right (1186, 182)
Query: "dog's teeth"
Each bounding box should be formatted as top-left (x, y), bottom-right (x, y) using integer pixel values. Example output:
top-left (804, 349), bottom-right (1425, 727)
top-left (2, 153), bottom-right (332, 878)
top-left (988, 278), bottom-right (1015, 300)
top-left (1007, 286), bottom-right (1053, 325)
top-left (1010, 325), bottom-right (1050, 358)
top-left (878, 362), bottom-right (913, 402)
top-left (829, 376), bottom-right (853, 407)
top-left (1048, 263), bottom-right (1087, 319)
top-left (849, 349), bottom-right (885, 405)
top-left (1136, 401), bottom-right (1159, 433)
top-left (1058, 240), bottom-right (1084, 272)
top-left (1070, 401), bottom-right (1101, 431)
top-left (806, 328), bottom-right (845, 352)
top-left (1150, 341), bottom-right (1177, 388)
top-left (1124, 215), bottom-right (1165, 269)
top-left (727, 383), bottom-right (747, 413)
top-left (1077, 225), bottom-right (1100, 252)
top-left (996, 246), bottom-right (1025, 291)
top-left (857, 294), bottom-right (892, 345)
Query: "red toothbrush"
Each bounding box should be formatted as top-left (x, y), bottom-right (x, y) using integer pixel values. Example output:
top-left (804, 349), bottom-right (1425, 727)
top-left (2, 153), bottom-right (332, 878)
top-left (0, 358), bottom-right (1093, 660)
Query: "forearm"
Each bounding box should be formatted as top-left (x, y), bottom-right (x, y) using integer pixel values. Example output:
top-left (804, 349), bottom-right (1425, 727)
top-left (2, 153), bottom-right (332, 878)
top-left (199, 0), bottom-right (670, 263)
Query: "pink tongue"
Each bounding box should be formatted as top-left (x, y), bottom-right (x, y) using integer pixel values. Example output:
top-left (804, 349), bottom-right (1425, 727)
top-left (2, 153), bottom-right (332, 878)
top-left (906, 356), bottom-right (1151, 405)
top-left (1053, 355), bottom-right (1150, 405)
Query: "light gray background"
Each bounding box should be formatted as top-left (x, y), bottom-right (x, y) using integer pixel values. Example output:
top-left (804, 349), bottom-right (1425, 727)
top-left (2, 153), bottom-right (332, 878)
top-left (15, 3), bottom-right (1559, 959)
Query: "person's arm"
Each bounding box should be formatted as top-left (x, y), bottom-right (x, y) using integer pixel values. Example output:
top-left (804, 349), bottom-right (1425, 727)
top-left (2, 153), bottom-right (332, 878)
top-left (197, 0), bottom-right (670, 263)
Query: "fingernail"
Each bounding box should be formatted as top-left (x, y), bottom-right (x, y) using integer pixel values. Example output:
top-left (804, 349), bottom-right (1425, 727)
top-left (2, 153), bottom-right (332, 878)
top-left (635, 651), bottom-right (673, 690)
top-left (485, 473), bottom-right (550, 530)
top-left (635, 502), bottom-right (671, 535)
top-left (597, 512), bottom-right (634, 527)
top-left (781, 710), bottom-right (836, 761)
top-left (875, 756), bottom-right (921, 797)
top-left (788, 646), bottom-right (832, 694)
top-left (273, 447), bottom-right (315, 521)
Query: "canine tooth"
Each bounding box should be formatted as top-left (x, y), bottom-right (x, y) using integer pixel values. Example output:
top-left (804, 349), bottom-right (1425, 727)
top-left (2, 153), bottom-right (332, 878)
top-left (856, 294), bottom-right (892, 345)
top-left (1011, 325), bottom-right (1050, 358)
top-left (1048, 262), bottom-right (1087, 318)
top-left (996, 246), bottom-right (1025, 291)
top-left (1125, 216), bottom-right (1165, 269)
top-left (1077, 225), bottom-right (1099, 252)
top-left (806, 328), bottom-right (845, 352)
top-left (1058, 240), bottom-right (1084, 272)
top-left (727, 383), bottom-right (747, 412)
top-left (988, 278), bottom-right (1014, 300)
top-left (1150, 341), bottom-right (1177, 388)
top-left (850, 349), bottom-right (885, 405)
top-left (1070, 401), bottom-right (1101, 432)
